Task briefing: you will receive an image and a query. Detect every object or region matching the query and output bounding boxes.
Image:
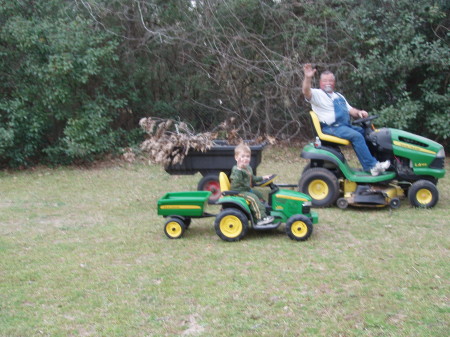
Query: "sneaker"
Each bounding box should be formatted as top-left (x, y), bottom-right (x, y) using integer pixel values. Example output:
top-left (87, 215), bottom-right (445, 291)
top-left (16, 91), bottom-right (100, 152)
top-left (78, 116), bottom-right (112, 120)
top-left (256, 216), bottom-right (274, 226)
top-left (370, 166), bottom-right (380, 176)
top-left (378, 160), bottom-right (391, 170)
top-left (370, 160), bottom-right (391, 176)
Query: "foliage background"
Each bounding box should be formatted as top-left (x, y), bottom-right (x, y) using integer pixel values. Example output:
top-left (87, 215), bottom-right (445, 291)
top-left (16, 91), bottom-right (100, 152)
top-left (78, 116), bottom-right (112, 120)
top-left (0, 0), bottom-right (449, 167)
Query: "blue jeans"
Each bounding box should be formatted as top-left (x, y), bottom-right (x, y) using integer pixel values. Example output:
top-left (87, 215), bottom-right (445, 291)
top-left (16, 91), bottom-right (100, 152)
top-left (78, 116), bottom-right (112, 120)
top-left (322, 124), bottom-right (377, 171)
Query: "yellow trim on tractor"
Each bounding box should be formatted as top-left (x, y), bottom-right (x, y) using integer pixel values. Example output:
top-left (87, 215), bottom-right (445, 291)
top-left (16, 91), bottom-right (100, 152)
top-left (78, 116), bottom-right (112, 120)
top-left (275, 194), bottom-right (309, 202)
top-left (393, 140), bottom-right (436, 155)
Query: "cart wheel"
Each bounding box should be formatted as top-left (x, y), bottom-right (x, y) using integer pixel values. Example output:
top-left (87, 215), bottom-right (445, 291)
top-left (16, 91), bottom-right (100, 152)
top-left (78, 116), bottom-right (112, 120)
top-left (184, 218), bottom-right (192, 229)
top-left (214, 208), bottom-right (248, 242)
top-left (336, 197), bottom-right (349, 209)
top-left (408, 180), bottom-right (439, 208)
top-left (285, 215), bottom-right (313, 241)
top-left (298, 168), bottom-right (340, 207)
top-left (164, 218), bottom-right (186, 239)
top-left (198, 174), bottom-right (221, 204)
top-left (389, 198), bottom-right (400, 209)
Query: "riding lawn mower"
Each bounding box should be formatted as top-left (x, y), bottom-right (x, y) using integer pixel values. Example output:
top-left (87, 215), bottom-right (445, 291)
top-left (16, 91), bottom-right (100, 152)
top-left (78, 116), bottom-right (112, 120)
top-left (298, 111), bottom-right (446, 209)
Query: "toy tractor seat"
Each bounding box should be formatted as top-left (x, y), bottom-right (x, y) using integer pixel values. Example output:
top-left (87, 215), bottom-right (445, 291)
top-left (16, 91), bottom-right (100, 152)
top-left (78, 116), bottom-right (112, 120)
top-left (309, 110), bottom-right (350, 146)
top-left (219, 172), bottom-right (240, 197)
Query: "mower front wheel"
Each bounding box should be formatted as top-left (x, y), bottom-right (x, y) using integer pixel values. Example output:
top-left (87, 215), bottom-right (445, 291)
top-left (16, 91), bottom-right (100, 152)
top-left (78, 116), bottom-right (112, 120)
top-left (298, 168), bottom-right (340, 207)
top-left (214, 208), bottom-right (249, 242)
top-left (408, 180), bottom-right (439, 208)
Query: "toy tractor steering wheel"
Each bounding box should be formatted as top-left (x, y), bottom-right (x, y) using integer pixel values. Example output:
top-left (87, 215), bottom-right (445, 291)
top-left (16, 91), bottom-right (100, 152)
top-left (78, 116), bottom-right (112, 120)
top-left (352, 115), bottom-right (378, 125)
top-left (254, 174), bottom-right (277, 187)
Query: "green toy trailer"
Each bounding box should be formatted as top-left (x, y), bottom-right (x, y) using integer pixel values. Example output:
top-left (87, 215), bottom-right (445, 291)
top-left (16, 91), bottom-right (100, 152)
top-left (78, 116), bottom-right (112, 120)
top-left (157, 191), bottom-right (214, 239)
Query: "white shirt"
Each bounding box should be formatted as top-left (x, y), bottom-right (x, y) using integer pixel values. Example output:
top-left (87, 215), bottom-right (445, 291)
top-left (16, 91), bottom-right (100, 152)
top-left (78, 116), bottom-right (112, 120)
top-left (307, 88), bottom-right (353, 125)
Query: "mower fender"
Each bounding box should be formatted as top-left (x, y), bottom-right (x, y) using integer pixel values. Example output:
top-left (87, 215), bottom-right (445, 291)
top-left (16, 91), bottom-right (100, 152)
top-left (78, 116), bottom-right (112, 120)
top-left (301, 143), bottom-right (349, 173)
top-left (301, 144), bottom-right (342, 167)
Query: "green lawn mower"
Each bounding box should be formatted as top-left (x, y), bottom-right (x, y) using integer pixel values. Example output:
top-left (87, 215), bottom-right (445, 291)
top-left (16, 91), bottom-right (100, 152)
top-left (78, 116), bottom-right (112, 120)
top-left (298, 111), bottom-right (446, 209)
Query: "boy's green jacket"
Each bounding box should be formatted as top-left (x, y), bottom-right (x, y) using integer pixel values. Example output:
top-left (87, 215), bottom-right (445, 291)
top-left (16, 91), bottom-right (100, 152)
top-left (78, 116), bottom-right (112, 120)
top-left (230, 165), bottom-right (263, 192)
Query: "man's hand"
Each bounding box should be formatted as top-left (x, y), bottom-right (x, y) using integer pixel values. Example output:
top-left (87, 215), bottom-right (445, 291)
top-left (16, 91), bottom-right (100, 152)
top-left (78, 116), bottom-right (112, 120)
top-left (303, 63), bottom-right (316, 79)
top-left (350, 108), bottom-right (369, 119)
top-left (359, 110), bottom-right (369, 118)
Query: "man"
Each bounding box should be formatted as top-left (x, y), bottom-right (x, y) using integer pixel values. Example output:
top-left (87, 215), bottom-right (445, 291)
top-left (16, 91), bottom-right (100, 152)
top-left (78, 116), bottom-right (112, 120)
top-left (302, 63), bottom-right (389, 176)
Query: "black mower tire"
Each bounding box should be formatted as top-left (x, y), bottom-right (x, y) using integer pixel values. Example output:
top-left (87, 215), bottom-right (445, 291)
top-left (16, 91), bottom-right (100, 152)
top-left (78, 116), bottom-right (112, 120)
top-left (214, 208), bottom-right (249, 242)
top-left (389, 198), bottom-right (401, 209)
top-left (336, 197), bottom-right (349, 209)
top-left (408, 180), bottom-right (439, 208)
top-left (298, 168), bottom-right (340, 207)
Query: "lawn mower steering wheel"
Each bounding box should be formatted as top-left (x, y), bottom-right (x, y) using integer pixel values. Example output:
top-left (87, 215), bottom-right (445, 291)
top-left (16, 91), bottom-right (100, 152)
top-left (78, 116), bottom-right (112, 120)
top-left (352, 115), bottom-right (378, 125)
top-left (254, 174), bottom-right (277, 187)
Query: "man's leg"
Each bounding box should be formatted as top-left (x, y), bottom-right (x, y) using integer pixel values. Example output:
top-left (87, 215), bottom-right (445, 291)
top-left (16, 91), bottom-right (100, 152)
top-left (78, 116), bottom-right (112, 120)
top-left (323, 125), bottom-right (377, 171)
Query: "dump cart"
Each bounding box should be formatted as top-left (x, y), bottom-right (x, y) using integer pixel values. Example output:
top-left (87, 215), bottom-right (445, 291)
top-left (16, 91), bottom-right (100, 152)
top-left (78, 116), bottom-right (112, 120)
top-left (157, 191), bottom-right (214, 239)
top-left (164, 140), bottom-right (266, 202)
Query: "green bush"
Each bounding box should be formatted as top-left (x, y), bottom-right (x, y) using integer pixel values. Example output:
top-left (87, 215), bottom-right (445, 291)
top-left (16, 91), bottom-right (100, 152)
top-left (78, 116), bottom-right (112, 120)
top-left (0, 1), bottom-right (126, 167)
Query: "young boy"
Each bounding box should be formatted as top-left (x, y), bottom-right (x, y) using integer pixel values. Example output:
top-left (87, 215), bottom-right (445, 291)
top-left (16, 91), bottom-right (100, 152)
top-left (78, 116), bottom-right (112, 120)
top-left (230, 143), bottom-right (274, 226)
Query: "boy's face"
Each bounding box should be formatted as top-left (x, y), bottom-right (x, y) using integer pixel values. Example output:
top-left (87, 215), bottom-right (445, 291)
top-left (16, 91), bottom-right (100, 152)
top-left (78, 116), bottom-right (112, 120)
top-left (235, 151), bottom-right (251, 169)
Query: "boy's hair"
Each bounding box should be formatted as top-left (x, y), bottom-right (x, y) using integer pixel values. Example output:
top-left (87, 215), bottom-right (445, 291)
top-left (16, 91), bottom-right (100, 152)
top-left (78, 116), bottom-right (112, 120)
top-left (234, 143), bottom-right (251, 157)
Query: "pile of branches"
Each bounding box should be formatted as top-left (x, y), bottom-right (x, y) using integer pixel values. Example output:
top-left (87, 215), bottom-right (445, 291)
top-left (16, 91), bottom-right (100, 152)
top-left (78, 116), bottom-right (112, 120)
top-left (138, 117), bottom-right (216, 167)
top-left (127, 117), bottom-right (276, 167)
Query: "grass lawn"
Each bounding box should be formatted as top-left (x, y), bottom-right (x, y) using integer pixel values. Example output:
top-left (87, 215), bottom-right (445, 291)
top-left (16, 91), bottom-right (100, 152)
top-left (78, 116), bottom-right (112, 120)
top-left (1, 146), bottom-right (449, 337)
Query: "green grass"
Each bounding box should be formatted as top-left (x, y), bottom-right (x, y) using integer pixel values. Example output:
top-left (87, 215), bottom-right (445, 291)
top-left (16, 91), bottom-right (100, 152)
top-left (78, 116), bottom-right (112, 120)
top-left (1, 146), bottom-right (449, 337)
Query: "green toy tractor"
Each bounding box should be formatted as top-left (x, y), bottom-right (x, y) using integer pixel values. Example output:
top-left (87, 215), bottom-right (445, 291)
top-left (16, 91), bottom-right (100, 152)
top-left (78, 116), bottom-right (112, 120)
top-left (215, 173), bottom-right (318, 241)
top-left (299, 111), bottom-right (446, 209)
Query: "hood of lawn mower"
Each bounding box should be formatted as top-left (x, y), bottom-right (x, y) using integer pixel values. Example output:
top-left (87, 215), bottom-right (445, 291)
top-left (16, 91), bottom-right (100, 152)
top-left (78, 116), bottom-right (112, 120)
top-left (366, 127), bottom-right (445, 180)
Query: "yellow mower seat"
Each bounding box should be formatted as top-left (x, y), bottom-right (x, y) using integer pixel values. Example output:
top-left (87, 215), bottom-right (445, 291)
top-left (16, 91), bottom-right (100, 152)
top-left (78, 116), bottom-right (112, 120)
top-left (309, 110), bottom-right (350, 146)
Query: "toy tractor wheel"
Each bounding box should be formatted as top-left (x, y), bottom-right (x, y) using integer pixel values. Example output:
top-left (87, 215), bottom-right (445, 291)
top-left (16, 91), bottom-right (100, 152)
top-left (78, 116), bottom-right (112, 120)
top-left (198, 174), bottom-right (221, 204)
top-left (336, 197), bottom-right (349, 209)
top-left (164, 218), bottom-right (186, 239)
top-left (285, 215), bottom-right (313, 241)
top-left (408, 180), bottom-right (439, 208)
top-left (214, 208), bottom-right (249, 242)
top-left (298, 168), bottom-right (340, 207)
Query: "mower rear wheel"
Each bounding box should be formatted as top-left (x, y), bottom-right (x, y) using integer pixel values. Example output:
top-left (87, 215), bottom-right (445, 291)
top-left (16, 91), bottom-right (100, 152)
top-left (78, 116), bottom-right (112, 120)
top-left (298, 168), bottom-right (340, 207)
top-left (408, 180), bottom-right (439, 208)
top-left (285, 215), bottom-right (313, 241)
top-left (214, 208), bottom-right (249, 242)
